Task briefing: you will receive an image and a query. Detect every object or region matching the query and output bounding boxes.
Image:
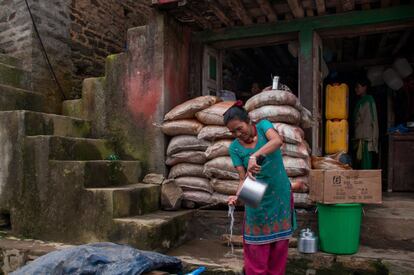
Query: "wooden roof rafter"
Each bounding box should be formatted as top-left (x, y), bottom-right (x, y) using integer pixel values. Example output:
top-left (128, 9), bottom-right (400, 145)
top-left (287, 0), bottom-right (305, 18)
top-left (227, 0), bottom-right (254, 25)
top-left (315, 0), bottom-right (326, 15)
top-left (341, 0), bottom-right (355, 11)
top-left (256, 0), bottom-right (278, 22)
top-left (207, 0), bottom-right (235, 27)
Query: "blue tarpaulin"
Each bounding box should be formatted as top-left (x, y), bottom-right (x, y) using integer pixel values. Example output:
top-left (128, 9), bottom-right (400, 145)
top-left (12, 242), bottom-right (182, 275)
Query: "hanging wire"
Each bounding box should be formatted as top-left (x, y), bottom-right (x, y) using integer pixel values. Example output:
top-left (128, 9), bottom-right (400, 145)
top-left (24, 0), bottom-right (67, 100)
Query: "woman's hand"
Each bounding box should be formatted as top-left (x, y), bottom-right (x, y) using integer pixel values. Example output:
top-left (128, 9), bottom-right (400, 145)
top-left (228, 195), bottom-right (238, 206)
top-left (247, 156), bottom-right (261, 179)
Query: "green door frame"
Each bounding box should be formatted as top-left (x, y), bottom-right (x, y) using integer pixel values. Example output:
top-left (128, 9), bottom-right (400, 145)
top-left (196, 5), bottom-right (414, 154)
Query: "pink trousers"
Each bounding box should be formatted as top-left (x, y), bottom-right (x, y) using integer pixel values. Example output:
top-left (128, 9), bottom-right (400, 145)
top-left (243, 239), bottom-right (289, 275)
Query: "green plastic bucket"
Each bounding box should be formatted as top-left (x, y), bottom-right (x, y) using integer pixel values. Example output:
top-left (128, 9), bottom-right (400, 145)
top-left (317, 203), bottom-right (362, 254)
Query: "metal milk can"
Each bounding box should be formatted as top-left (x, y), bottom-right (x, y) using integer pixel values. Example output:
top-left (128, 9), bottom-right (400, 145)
top-left (298, 228), bottom-right (318, 254)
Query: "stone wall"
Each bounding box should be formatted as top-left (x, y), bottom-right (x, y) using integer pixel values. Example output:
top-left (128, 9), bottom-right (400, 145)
top-left (0, 0), bottom-right (151, 107)
top-left (0, 0), bottom-right (33, 70)
top-left (0, 0), bottom-right (72, 112)
top-left (70, 0), bottom-right (151, 97)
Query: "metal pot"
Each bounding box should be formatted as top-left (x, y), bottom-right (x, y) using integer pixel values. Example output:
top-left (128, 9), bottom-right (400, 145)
top-left (238, 177), bottom-right (268, 208)
top-left (298, 228), bottom-right (318, 254)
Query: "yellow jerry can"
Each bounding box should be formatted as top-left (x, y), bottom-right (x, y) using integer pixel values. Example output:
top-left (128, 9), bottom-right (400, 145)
top-left (325, 119), bottom-right (348, 154)
top-left (326, 83), bottom-right (349, 120)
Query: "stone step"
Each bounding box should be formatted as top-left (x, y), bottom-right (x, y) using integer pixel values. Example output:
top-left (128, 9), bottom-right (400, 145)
top-left (0, 84), bottom-right (45, 112)
top-left (62, 99), bottom-right (83, 119)
top-left (110, 210), bottom-right (195, 252)
top-left (25, 135), bottom-right (114, 160)
top-left (0, 54), bottom-right (23, 69)
top-left (50, 160), bottom-right (142, 188)
top-left (0, 110), bottom-right (91, 138)
top-left (0, 63), bottom-right (31, 90)
top-left (86, 184), bottom-right (160, 218)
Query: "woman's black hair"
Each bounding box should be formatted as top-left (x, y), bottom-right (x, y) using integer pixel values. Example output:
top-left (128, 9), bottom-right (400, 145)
top-left (223, 106), bottom-right (250, 125)
top-left (355, 76), bottom-right (371, 88)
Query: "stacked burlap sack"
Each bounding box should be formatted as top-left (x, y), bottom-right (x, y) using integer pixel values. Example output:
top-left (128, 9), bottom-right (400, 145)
top-left (161, 96), bottom-right (238, 208)
top-left (197, 101), bottom-right (240, 205)
top-left (245, 86), bottom-right (313, 208)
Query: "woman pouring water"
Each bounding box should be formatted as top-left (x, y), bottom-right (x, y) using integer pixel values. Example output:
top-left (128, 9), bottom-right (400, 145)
top-left (224, 101), bottom-right (296, 275)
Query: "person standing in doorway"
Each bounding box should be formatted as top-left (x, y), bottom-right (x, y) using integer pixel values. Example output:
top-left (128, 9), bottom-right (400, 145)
top-left (353, 77), bottom-right (379, 169)
top-left (224, 101), bottom-right (295, 275)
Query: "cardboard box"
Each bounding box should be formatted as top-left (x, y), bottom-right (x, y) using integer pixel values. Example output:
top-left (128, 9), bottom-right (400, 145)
top-left (309, 170), bottom-right (382, 204)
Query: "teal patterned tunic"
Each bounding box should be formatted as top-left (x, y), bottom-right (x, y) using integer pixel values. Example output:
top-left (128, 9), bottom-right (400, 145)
top-left (229, 119), bottom-right (295, 245)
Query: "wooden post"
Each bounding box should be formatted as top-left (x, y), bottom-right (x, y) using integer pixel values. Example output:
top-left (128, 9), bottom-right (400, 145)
top-left (299, 28), bottom-right (314, 148)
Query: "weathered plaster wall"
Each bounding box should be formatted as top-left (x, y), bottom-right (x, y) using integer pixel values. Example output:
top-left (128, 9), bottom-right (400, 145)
top-left (99, 13), bottom-right (190, 174)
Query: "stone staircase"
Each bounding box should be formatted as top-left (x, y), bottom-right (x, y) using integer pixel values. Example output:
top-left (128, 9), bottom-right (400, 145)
top-left (0, 54), bottom-right (45, 112)
top-left (0, 52), bottom-right (193, 253)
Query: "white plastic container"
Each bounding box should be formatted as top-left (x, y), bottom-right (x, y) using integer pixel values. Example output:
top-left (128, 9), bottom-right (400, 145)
top-left (393, 58), bottom-right (413, 79)
top-left (383, 68), bottom-right (404, 90)
top-left (367, 66), bottom-right (384, 86)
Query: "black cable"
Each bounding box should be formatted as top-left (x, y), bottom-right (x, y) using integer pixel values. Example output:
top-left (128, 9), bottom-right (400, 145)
top-left (24, 0), bottom-right (67, 100)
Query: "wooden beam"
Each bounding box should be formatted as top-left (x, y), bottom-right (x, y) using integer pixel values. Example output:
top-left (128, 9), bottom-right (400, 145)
top-left (319, 20), bottom-right (414, 38)
top-left (341, 0), bottom-right (355, 11)
top-left (198, 6), bottom-right (414, 43)
top-left (256, 0), bottom-right (278, 22)
top-left (287, 0), bottom-right (305, 18)
top-left (211, 32), bottom-right (297, 49)
top-left (315, 0), bottom-right (326, 15)
top-left (357, 35), bottom-right (366, 58)
top-left (186, 5), bottom-right (212, 29)
top-left (392, 30), bottom-right (411, 55)
top-left (208, 0), bottom-right (234, 27)
top-left (227, 0), bottom-right (253, 25)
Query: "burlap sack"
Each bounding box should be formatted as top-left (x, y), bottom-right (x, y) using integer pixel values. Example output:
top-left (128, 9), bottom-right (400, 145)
top-left (167, 135), bottom-right (211, 156)
top-left (289, 176), bottom-right (309, 193)
top-left (281, 142), bottom-right (309, 159)
top-left (273, 123), bottom-right (304, 144)
top-left (211, 192), bottom-right (229, 204)
top-left (311, 156), bottom-right (352, 170)
top-left (245, 90), bottom-right (297, 112)
top-left (161, 180), bottom-right (183, 210)
top-left (195, 101), bottom-right (235, 125)
top-left (198, 126), bottom-right (233, 141)
top-left (293, 192), bottom-right (313, 208)
top-left (174, 177), bottom-right (213, 194)
top-left (283, 156), bottom-right (310, 177)
top-left (205, 139), bottom-right (232, 159)
top-left (166, 151), bottom-right (207, 166)
top-left (249, 105), bottom-right (301, 124)
top-left (168, 163), bottom-right (205, 178)
top-left (164, 96), bottom-right (221, 121)
top-left (204, 156), bottom-right (239, 180)
top-left (160, 119), bottom-right (204, 136)
top-left (210, 179), bottom-right (239, 195)
top-left (182, 191), bottom-right (213, 205)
